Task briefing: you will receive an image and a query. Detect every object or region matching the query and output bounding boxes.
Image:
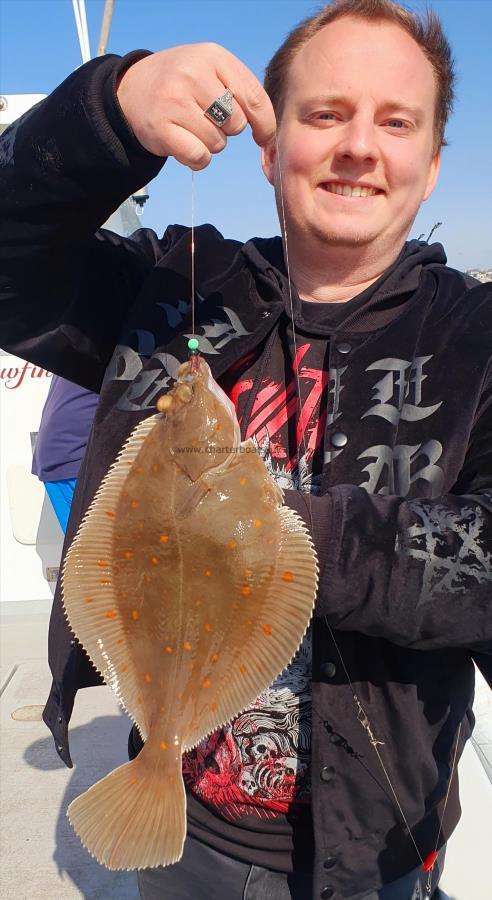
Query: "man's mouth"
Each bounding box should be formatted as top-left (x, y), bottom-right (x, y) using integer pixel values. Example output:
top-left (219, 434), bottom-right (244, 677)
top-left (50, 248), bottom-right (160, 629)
top-left (321, 182), bottom-right (382, 198)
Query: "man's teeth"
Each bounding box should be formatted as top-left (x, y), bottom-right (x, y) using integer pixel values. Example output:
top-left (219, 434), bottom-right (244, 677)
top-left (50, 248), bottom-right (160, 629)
top-left (325, 183), bottom-right (378, 197)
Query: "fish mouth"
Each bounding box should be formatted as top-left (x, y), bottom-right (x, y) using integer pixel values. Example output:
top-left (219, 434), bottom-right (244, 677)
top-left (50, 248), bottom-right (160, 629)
top-left (177, 356), bottom-right (206, 382)
top-left (156, 358), bottom-right (204, 414)
top-left (161, 356), bottom-right (241, 447)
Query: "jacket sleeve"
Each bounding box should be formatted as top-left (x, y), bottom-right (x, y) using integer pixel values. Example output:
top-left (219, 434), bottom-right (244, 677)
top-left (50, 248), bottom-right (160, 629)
top-left (0, 53), bottom-right (166, 391)
top-left (285, 368), bottom-right (492, 654)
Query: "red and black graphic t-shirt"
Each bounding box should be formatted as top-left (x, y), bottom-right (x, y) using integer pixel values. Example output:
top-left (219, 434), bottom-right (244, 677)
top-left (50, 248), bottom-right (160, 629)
top-left (184, 297), bottom-right (351, 872)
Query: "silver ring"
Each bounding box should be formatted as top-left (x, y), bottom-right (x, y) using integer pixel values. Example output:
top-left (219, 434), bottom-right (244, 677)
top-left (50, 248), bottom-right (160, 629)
top-left (204, 90), bottom-right (234, 127)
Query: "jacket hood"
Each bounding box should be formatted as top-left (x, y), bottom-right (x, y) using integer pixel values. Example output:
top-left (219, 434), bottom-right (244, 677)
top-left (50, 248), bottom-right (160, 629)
top-left (241, 237), bottom-right (448, 334)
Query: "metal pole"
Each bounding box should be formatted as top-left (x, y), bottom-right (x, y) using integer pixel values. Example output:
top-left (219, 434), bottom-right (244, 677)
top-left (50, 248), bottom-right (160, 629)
top-left (97, 0), bottom-right (116, 56)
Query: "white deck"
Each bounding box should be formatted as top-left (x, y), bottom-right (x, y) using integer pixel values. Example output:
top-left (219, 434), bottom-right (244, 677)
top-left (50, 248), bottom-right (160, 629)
top-left (0, 600), bottom-right (490, 899)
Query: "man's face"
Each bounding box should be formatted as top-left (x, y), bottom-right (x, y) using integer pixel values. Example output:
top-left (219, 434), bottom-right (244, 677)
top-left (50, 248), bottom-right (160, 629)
top-left (262, 17), bottom-right (441, 255)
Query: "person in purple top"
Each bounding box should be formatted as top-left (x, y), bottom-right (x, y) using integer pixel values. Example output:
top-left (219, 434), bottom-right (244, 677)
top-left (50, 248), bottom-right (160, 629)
top-left (32, 375), bottom-right (99, 533)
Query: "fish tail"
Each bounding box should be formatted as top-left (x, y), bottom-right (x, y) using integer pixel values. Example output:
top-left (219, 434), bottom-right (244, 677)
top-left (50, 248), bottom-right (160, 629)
top-left (67, 751), bottom-right (186, 870)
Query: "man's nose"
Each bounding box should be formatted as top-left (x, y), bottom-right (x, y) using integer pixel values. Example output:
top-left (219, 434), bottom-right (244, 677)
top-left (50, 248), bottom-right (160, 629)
top-left (334, 114), bottom-right (379, 164)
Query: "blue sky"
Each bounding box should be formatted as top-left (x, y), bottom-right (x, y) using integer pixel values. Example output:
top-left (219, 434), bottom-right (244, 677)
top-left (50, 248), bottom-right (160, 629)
top-left (1, 0), bottom-right (491, 269)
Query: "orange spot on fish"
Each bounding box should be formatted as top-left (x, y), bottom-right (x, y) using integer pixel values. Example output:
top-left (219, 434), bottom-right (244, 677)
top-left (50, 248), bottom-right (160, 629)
top-left (204, 623), bottom-right (213, 633)
top-left (105, 511), bottom-right (115, 518)
top-left (123, 551), bottom-right (133, 560)
top-left (84, 597), bottom-right (93, 604)
top-left (204, 570), bottom-right (213, 577)
top-left (117, 639), bottom-right (124, 645)
top-left (202, 678), bottom-right (211, 689)
top-left (160, 741), bottom-right (167, 751)
top-left (131, 610), bottom-right (140, 621)
top-left (144, 674), bottom-right (152, 683)
top-left (150, 556), bottom-right (159, 566)
top-left (97, 559), bottom-right (108, 568)
top-left (215, 423), bottom-right (221, 431)
top-left (105, 610), bottom-right (117, 619)
top-left (239, 477), bottom-right (247, 486)
top-left (152, 464), bottom-right (160, 473)
top-left (211, 703), bottom-right (217, 712)
top-left (282, 571), bottom-right (295, 583)
top-left (159, 535), bottom-right (169, 544)
top-left (121, 664), bottom-right (128, 673)
top-left (129, 777), bottom-right (137, 785)
top-left (211, 653), bottom-right (219, 663)
top-left (227, 540), bottom-right (237, 549)
top-left (131, 499), bottom-right (139, 509)
top-left (164, 646), bottom-right (173, 654)
top-left (239, 665), bottom-right (247, 674)
top-left (254, 519), bottom-right (262, 528)
top-left (240, 585), bottom-right (251, 596)
top-left (262, 624), bottom-right (273, 636)
top-left (183, 642), bottom-right (192, 651)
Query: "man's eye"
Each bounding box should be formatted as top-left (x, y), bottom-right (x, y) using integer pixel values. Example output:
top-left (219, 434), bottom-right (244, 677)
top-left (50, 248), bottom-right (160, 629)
top-left (386, 119), bottom-right (409, 129)
top-left (317, 112), bottom-right (337, 121)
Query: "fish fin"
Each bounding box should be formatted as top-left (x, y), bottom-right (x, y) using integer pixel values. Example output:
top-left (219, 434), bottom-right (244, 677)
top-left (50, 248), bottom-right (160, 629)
top-left (62, 413), bottom-right (161, 740)
top-left (67, 750), bottom-right (186, 871)
top-left (183, 504), bottom-right (318, 750)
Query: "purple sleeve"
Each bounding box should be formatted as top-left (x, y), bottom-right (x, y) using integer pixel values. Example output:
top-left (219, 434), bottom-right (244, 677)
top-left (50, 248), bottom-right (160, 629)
top-left (32, 377), bottom-right (100, 481)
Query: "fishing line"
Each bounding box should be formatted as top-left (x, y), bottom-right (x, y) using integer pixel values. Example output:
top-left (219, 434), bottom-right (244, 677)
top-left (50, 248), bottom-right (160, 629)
top-left (273, 130), bottom-right (461, 886)
top-left (186, 134), bottom-right (461, 886)
top-left (191, 169), bottom-right (196, 340)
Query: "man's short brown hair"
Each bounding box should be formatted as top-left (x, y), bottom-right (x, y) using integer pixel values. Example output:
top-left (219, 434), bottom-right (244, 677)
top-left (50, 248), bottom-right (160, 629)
top-left (264, 0), bottom-right (455, 152)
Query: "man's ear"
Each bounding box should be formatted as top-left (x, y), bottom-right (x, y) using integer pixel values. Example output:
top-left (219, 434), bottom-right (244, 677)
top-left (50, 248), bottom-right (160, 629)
top-left (423, 153), bottom-right (441, 201)
top-left (261, 139), bottom-right (277, 185)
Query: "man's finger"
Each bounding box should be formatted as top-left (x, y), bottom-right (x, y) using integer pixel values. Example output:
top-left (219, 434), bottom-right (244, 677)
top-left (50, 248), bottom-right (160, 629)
top-left (162, 124), bottom-right (213, 171)
top-left (199, 84), bottom-right (249, 139)
top-left (215, 52), bottom-right (277, 146)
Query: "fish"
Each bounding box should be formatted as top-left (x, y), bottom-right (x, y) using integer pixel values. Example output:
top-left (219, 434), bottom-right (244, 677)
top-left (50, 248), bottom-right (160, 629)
top-left (62, 354), bottom-right (318, 870)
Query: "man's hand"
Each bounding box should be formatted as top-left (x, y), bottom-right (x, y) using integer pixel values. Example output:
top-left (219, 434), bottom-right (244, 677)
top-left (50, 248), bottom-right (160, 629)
top-left (116, 44), bottom-right (276, 169)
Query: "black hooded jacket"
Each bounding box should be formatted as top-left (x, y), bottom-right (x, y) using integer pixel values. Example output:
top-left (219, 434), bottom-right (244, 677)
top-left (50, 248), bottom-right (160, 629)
top-left (1, 54), bottom-right (491, 900)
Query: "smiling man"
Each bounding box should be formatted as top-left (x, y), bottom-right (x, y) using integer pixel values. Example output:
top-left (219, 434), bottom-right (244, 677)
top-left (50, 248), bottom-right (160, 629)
top-left (1, 1), bottom-right (491, 899)
top-left (262, 12), bottom-right (442, 298)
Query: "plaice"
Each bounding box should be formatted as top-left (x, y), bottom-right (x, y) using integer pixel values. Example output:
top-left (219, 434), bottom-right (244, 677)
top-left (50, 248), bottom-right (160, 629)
top-left (62, 356), bottom-right (319, 870)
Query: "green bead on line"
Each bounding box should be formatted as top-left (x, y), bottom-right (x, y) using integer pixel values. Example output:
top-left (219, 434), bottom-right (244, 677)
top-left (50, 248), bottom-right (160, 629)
top-left (187, 338), bottom-right (199, 351)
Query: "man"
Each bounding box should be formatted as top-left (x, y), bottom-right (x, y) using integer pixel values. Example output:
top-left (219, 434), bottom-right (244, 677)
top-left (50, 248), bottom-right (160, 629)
top-left (1, 1), bottom-right (491, 898)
